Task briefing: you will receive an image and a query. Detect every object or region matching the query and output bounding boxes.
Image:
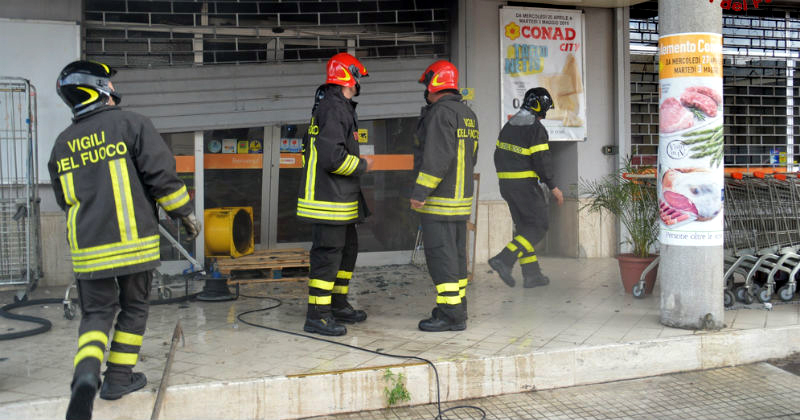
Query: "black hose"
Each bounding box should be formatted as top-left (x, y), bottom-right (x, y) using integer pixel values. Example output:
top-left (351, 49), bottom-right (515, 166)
top-left (0, 292), bottom-right (206, 341)
top-left (0, 298), bottom-right (61, 340)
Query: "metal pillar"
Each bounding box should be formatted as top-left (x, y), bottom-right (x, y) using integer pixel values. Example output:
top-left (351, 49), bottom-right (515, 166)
top-left (657, 0), bottom-right (724, 330)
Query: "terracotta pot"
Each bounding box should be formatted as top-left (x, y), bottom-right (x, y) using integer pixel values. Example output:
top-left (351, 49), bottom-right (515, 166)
top-left (616, 253), bottom-right (658, 295)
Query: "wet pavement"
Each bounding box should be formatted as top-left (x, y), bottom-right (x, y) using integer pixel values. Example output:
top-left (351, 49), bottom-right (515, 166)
top-left (1, 258), bottom-right (799, 413)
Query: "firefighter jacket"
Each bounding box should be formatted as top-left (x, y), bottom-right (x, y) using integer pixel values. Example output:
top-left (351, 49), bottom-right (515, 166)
top-left (493, 117), bottom-right (556, 190)
top-left (48, 106), bottom-right (193, 280)
top-left (297, 85), bottom-right (368, 225)
top-left (411, 94), bottom-right (479, 221)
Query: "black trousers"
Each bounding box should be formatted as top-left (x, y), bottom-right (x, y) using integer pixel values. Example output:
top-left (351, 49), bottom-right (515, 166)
top-left (497, 179), bottom-right (549, 277)
top-left (73, 270), bottom-right (152, 384)
top-left (308, 223), bottom-right (358, 318)
top-left (422, 220), bottom-right (467, 322)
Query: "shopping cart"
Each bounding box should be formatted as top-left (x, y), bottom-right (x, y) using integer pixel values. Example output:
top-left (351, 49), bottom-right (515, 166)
top-left (722, 172), bottom-right (800, 305)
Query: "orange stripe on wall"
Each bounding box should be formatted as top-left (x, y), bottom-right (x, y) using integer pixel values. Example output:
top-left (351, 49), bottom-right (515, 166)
top-left (176, 153), bottom-right (414, 173)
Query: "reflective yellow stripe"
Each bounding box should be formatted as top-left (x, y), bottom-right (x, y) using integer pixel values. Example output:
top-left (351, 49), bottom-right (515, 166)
top-left (60, 172), bottom-right (80, 251)
top-left (298, 198), bottom-right (358, 210)
top-left (496, 140), bottom-right (530, 155)
top-left (108, 351), bottom-right (138, 366)
top-left (458, 278), bottom-right (468, 288)
top-left (297, 197), bottom-right (359, 221)
top-left (436, 283), bottom-right (460, 293)
top-left (456, 139), bottom-right (465, 199)
top-left (336, 270), bottom-right (353, 280)
top-left (530, 143), bottom-right (549, 154)
top-left (520, 255), bottom-right (539, 264)
top-left (305, 133), bottom-right (318, 200)
top-left (91, 60), bottom-right (111, 74)
top-left (415, 172), bottom-right (442, 189)
top-left (425, 196), bottom-right (473, 207)
top-left (309, 278), bottom-right (335, 291)
top-left (77, 86), bottom-right (100, 105)
top-left (497, 171), bottom-right (539, 179)
top-left (436, 295), bottom-right (462, 305)
top-left (72, 248), bottom-right (160, 273)
top-left (515, 235), bottom-right (535, 253)
top-left (308, 295), bottom-right (332, 305)
top-left (506, 243), bottom-right (518, 252)
top-left (78, 330), bottom-right (108, 349)
top-left (109, 159), bottom-right (138, 241)
top-left (496, 140), bottom-right (549, 155)
top-left (332, 285), bottom-right (349, 294)
top-left (459, 289), bottom-right (466, 298)
top-left (332, 155), bottom-right (360, 176)
top-left (297, 208), bottom-right (359, 221)
top-left (71, 235), bottom-right (160, 259)
top-left (113, 330), bottom-right (143, 347)
top-left (117, 159), bottom-right (138, 239)
top-left (157, 185), bottom-right (190, 211)
top-left (74, 345), bottom-right (104, 367)
top-left (414, 205), bottom-right (472, 216)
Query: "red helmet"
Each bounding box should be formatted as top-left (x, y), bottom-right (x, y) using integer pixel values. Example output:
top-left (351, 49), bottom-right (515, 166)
top-left (326, 53), bottom-right (368, 88)
top-left (419, 60), bottom-right (458, 93)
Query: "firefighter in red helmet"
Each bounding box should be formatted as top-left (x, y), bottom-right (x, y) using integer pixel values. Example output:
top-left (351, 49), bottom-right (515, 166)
top-left (411, 60), bottom-right (479, 331)
top-left (51, 61), bottom-right (199, 420)
top-left (297, 52), bottom-right (374, 336)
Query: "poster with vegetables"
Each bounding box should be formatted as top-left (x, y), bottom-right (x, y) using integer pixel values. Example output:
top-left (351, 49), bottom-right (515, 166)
top-left (657, 33), bottom-right (724, 246)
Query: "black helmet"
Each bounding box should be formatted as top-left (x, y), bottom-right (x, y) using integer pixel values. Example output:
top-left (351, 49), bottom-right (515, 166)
top-left (521, 87), bottom-right (553, 118)
top-left (57, 61), bottom-right (122, 116)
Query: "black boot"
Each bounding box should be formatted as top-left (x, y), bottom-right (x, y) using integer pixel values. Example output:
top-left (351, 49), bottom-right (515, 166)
top-left (332, 301), bottom-right (367, 324)
top-left (419, 311), bottom-right (466, 332)
top-left (523, 273), bottom-right (550, 288)
top-left (66, 373), bottom-right (99, 420)
top-left (489, 255), bottom-right (516, 287)
top-left (99, 371), bottom-right (147, 400)
top-left (304, 314), bottom-right (347, 336)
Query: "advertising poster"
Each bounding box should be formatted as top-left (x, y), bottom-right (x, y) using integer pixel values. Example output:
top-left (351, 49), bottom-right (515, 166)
top-left (657, 33), bottom-right (724, 246)
top-left (499, 7), bottom-right (586, 141)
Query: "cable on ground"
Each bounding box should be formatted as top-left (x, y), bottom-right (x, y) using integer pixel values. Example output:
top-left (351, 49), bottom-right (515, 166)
top-left (236, 296), bottom-right (487, 420)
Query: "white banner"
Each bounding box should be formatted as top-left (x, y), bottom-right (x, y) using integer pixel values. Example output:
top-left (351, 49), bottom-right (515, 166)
top-left (657, 33), bottom-right (724, 246)
top-left (499, 7), bottom-right (586, 141)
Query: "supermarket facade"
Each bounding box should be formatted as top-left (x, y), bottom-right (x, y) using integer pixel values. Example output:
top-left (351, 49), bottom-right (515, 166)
top-left (0, 0), bottom-right (797, 283)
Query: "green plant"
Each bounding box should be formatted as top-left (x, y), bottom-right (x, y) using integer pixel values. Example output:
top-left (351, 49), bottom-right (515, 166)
top-left (579, 157), bottom-right (659, 258)
top-left (382, 368), bottom-right (411, 407)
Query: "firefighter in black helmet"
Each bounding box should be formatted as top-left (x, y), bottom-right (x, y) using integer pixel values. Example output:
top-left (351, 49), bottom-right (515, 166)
top-left (51, 61), bottom-right (200, 420)
top-left (412, 60), bottom-right (479, 332)
top-left (297, 53), bottom-right (374, 336)
top-left (488, 87), bottom-right (563, 289)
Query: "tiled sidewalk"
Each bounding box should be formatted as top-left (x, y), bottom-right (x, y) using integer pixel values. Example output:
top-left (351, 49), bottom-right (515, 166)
top-left (1, 258), bottom-right (798, 407)
top-left (310, 363), bottom-right (800, 420)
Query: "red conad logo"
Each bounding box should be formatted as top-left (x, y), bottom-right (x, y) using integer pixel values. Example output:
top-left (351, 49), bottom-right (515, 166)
top-left (508, 25), bottom-right (577, 41)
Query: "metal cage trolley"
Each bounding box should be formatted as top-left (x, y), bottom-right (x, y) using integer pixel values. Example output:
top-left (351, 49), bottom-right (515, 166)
top-left (0, 77), bottom-right (41, 302)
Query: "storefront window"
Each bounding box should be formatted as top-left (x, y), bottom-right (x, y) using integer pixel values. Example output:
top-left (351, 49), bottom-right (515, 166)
top-left (203, 127), bottom-right (264, 243)
top-left (277, 117), bottom-right (417, 252)
top-left (160, 131), bottom-right (197, 260)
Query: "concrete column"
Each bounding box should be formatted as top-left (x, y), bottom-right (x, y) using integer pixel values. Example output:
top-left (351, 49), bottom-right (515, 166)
top-left (658, 0), bottom-right (724, 330)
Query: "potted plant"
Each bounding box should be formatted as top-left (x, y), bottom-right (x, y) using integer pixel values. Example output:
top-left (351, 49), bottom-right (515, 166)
top-left (580, 157), bottom-right (660, 295)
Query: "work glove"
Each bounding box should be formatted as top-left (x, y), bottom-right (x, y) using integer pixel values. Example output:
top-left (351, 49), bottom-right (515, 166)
top-left (181, 213), bottom-right (201, 241)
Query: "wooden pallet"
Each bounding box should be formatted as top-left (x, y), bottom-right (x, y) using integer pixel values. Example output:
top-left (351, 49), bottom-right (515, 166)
top-left (215, 248), bottom-right (309, 285)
